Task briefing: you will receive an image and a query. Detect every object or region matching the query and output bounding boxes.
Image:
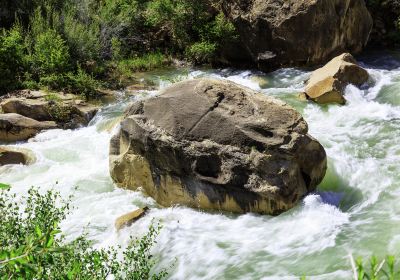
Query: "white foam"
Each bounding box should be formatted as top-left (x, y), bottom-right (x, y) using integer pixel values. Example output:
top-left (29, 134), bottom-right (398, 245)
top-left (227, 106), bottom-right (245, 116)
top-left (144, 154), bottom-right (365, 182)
top-left (2, 64), bottom-right (400, 279)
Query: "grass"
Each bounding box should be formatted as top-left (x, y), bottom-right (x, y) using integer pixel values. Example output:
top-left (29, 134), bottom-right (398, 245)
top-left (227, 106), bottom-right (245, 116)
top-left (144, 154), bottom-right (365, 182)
top-left (349, 254), bottom-right (399, 280)
top-left (109, 52), bottom-right (172, 86)
top-left (117, 53), bottom-right (170, 72)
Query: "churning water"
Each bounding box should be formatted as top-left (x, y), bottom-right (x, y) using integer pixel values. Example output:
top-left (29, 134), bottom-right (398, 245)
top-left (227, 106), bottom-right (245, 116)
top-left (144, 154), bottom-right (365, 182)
top-left (2, 52), bottom-right (400, 279)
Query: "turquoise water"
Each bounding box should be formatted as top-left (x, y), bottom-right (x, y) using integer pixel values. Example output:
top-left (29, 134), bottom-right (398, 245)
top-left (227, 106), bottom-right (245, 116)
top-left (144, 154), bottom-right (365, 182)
top-left (1, 53), bottom-right (400, 279)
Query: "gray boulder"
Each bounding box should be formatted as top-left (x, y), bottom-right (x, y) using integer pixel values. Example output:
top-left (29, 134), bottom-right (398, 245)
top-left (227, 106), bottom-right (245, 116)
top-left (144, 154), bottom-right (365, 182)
top-left (110, 79), bottom-right (327, 215)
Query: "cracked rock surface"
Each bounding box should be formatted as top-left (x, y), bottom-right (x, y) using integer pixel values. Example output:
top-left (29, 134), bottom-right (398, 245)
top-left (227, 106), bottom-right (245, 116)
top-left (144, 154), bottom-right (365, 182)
top-left (221, 0), bottom-right (373, 71)
top-left (110, 78), bottom-right (327, 215)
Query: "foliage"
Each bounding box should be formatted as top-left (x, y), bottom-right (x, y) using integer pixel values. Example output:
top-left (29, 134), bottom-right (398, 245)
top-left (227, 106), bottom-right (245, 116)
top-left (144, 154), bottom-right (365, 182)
top-left (0, 25), bottom-right (26, 93)
top-left (117, 53), bottom-right (169, 73)
top-left (186, 41), bottom-right (216, 64)
top-left (65, 67), bottom-right (103, 98)
top-left (0, 187), bottom-right (169, 279)
top-left (0, 0), bottom-right (237, 95)
top-left (350, 255), bottom-right (400, 280)
top-left (31, 29), bottom-right (71, 76)
top-left (110, 52), bottom-right (171, 86)
top-left (46, 101), bottom-right (73, 123)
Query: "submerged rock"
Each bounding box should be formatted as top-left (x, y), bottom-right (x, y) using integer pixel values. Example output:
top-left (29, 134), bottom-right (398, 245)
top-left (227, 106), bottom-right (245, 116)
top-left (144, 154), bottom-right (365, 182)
top-left (304, 53), bottom-right (369, 104)
top-left (0, 146), bottom-right (35, 166)
top-left (0, 113), bottom-right (57, 142)
top-left (110, 78), bottom-right (327, 215)
top-left (221, 0), bottom-right (373, 70)
top-left (115, 207), bottom-right (149, 230)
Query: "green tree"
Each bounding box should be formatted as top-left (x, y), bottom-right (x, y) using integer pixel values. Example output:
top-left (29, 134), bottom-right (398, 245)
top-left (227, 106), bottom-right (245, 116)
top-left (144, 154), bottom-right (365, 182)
top-left (0, 25), bottom-right (26, 94)
top-left (31, 29), bottom-right (70, 76)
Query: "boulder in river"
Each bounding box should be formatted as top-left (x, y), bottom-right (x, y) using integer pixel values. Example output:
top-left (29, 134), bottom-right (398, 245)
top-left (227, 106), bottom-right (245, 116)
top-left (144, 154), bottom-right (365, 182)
top-left (110, 79), bottom-right (327, 215)
top-left (0, 113), bottom-right (57, 142)
top-left (115, 207), bottom-right (149, 230)
top-left (0, 146), bottom-right (35, 166)
top-left (221, 0), bottom-right (373, 70)
top-left (304, 53), bottom-right (369, 104)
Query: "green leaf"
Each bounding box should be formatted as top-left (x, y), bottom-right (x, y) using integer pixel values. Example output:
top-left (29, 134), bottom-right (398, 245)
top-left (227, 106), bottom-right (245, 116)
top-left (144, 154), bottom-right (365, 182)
top-left (0, 183), bottom-right (11, 190)
top-left (46, 236), bottom-right (54, 248)
top-left (35, 225), bottom-right (42, 238)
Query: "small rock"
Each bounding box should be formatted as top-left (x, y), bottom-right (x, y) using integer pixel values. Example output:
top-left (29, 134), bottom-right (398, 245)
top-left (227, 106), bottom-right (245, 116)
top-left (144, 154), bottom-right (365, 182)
top-left (304, 53), bottom-right (369, 104)
top-left (115, 207), bottom-right (149, 230)
top-left (0, 113), bottom-right (57, 142)
top-left (0, 146), bottom-right (35, 166)
top-left (250, 75), bottom-right (269, 88)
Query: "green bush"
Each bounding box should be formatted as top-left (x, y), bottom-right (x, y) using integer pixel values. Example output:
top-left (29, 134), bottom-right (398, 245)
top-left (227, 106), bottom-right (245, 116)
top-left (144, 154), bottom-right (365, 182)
top-left (0, 0), bottom-right (238, 95)
top-left (66, 67), bottom-right (102, 98)
top-left (31, 29), bottom-right (71, 76)
top-left (63, 6), bottom-right (102, 63)
top-left (114, 52), bottom-right (170, 81)
top-left (186, 41), bottom-right (216, 64)
top-left (0, 186), bottom-right (169, 279)
top-left (145, 0), bottom-right (212, 51)
top-left (200, 12), bottom-right (237, 44)
top-left (0, 25), bottom-right (26, 94)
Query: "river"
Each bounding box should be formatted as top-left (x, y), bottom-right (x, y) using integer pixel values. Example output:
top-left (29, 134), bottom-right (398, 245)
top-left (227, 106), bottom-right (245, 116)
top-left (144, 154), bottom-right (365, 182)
top-left (1, 51), bottom-right (400, 279)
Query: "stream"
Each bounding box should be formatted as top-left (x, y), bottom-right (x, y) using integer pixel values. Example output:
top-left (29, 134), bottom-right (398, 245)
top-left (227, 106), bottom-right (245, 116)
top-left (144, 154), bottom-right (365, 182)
top-left (1, 51), bottom-right (400, 279)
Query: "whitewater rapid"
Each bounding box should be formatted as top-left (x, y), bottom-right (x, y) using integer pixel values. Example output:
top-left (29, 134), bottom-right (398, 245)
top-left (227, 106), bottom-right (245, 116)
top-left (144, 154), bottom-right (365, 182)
top-left (1, 53), bottom-right (400, 279)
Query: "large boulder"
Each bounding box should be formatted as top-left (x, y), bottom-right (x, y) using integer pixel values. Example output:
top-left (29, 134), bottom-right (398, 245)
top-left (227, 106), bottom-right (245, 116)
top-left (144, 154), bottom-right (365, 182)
top-left (221, 0), bottom-right (373, 70)
top-left (110, 79), bottom-right (327, 215)
top-left (304, 53), bottom-right (369, 104)
top-left (1, 90), bottom-right (99, 128)
top-left (0, 146), bottom-right (36, 166)
top-left (0, 113), bottom-right (57, 142)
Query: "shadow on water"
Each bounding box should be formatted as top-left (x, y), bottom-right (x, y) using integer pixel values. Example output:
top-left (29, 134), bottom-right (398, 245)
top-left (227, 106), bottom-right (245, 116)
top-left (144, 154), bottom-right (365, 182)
top-left (357, 49), bottom-right (400, 70)
top-left (316, 159), bottom-right (363, 212)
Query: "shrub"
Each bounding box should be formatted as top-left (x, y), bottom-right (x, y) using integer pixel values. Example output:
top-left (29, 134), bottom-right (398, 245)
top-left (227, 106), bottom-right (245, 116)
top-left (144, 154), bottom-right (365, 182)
top-left (66, 67), bottom-right (102, 99)
top-left (39, 73), bottom-right (69, 90)
top-left (31, 29), bottom-right (71, 76)
top-left (200, 12), bottom-right (237, 44)
top-left (186, 41), bottom-right (216, 64)
top-left (145, 0), bottom-right (211, 51)
top-left (115, 52), bottom-right (170, 78)
top-left (0, 25), bottom-right (26, 94)
top-left (0, 0), bottom-right (238, 94)
top-left (63, 4), bottom-right (102, 63)
top-left (0, 186), bottom-right (169, 279)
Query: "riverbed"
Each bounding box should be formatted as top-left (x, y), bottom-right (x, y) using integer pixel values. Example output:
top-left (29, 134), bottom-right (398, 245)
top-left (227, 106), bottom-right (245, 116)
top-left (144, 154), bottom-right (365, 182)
top-left (1, 52), bottom-right (400, 279)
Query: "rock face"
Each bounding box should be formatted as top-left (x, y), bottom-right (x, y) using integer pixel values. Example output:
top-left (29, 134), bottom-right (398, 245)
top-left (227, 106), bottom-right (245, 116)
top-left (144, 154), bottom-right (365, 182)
top-left (366, 0), bottom-right (400, 47)
top-left (0, 113), bottom-right (57, 142)
top-left (304, 53), bottom-right (369, 104)
top-left (221, 0), bottom-right (373, 70)
top-left (1, 90), bottom-right (99, 129)
top-left (0, 146), bottom-right (35, 166)
top-left (110, 79), bottom-right (327, 215)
